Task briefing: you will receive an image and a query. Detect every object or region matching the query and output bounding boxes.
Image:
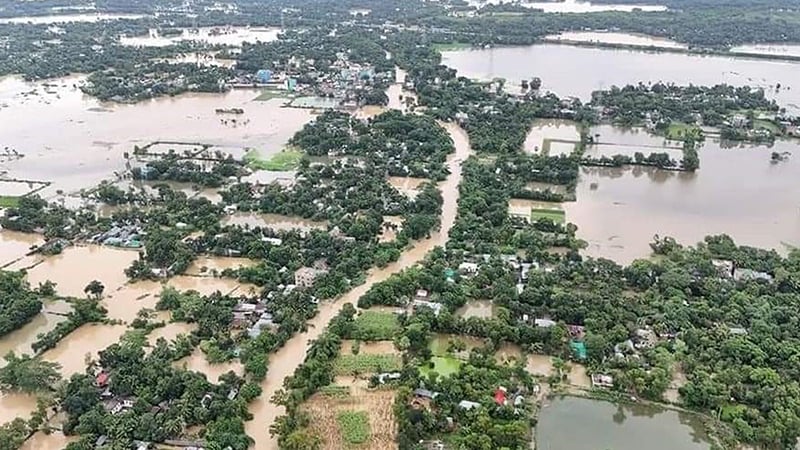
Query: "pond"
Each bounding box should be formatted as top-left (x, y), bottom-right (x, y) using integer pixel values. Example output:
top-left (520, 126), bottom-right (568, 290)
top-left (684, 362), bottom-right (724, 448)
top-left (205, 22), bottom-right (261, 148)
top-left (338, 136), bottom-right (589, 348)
top-left (536, 397), bottom-right (712, 450)
top-left (0, 75), bottom-right (312, 194)
top-left (565, 139), bottom-right (800, 264)
top-left (545, 31), bottom-right (686, 49)
top-left (441, 44), bottom-right (800, 113)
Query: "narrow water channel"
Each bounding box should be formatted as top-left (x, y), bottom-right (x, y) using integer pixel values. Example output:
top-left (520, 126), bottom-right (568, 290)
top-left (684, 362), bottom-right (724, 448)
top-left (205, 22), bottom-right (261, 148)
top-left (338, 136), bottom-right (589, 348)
top-left (244, 122), bottom-right (473, 450)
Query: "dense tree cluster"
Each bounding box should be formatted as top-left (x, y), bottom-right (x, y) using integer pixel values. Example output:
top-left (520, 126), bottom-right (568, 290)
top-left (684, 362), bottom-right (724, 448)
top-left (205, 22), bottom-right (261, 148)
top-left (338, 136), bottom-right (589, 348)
top-left (0, 271), bottom-right (44, 338)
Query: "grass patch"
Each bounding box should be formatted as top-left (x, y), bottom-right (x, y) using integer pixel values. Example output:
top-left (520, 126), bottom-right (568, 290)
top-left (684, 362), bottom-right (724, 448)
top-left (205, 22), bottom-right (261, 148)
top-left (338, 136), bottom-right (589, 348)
top-left (0, 196), bottom-right (20, 208)
top-left (334, 354), bottom-right (402, 375)
top-left (244, 148), bottom-right (303, 171)
top-left (531, 208), bottom-right (566, 224)
top-left (337, 411), bottom-right (371, 445)
top-left (664, 122), bottom-right (703, 141)
top-left (320, 385), bottom-right (351, 398)
top-left (432, 42), bottom-right (472, 52)
top-left (350, 311), bottom-right (401, 340)
top-left (254, 89), bottom-right (288, 101)
top-left (419, 356), bottom-right (462, 378)
top-left (753, 119), bottom-right (780, 134)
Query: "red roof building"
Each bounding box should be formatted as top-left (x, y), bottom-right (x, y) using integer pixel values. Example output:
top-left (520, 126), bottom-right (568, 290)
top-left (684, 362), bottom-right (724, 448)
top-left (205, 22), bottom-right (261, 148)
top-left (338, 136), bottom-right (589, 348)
top-left (494, 388), bottom-right (507, 406)
top-left (95, 372), bottom-right (110, 388)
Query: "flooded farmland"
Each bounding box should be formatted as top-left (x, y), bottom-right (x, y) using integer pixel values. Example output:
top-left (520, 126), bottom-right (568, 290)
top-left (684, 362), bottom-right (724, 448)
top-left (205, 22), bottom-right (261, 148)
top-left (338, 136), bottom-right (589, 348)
top-left (565, 139), bottom-right (800, 264)
top-left (536, 396), bottom-right (712, 450)
top-left (222, 212), bottom-right (327, 232)
top-left (120, 26), bottom-right (280, 47)
top-left (545, 31), bottom-right (686, 49)
top-left (41, 323), bottom-right (128, 377)
top-left (441, 44), bottom-right (800, 113)
top-left (524, 119), bottom-right (580, 156)
top-left (0, 300), bottom-right (71, 359)
top-left (456, 299), bottom-right (496, 319)
top-left (0, 230), bottom-right (41, 266)
top-left (0, 13), bottom-right (146, 24)
top-left (0, 75), bottom-right (313, 195)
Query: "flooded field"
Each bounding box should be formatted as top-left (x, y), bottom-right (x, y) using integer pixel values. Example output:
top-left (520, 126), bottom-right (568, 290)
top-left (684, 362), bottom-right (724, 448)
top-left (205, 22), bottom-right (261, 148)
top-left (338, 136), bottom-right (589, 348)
top-left (441, 44), bottom-right (800, 113)
top-left (19, 431), bottom-right (76, 450)
top-left (546, 31), bottom-right (686, 49)
top-left (222, 212), bottom-right (327, 232)
top-left (41, 323), bottom-right (127, 377)
top-left (527, 354), bottom-right (554, 377)
top-left (0, 75), bottom-right (312, 194)
top-left (0, 301), bottom-right (71, 359)
top-left (0, 13), bottom-right (145, 24)
top-left (0, 392), bottom-right (38, 424)
top-left (120, 26), bottom-right (280, 47)
top-left (388, 176), bottom-right (428, 198)
top-left (584, 125), bottom-right (684, 159)
top-left (467, 0), bottom-right (666, 12)
top-left (566, 139), bottom-right (800, 264)
top-left (378, 216), bottom-right (404, 243)
top-left (0, 179), bottom-right (42, 196)
top-left (103, 280), bottom-right (162, 323)
top-left (455, 299), bottom-right (495, 319)
top-left (22, 245), bottom-right (138, 298)
top-left (731, 44), bottom-right (800, 58)
top-left (526, 182), bottom-right (568, 195)
top-left (167, 275), bottom-right (256, 297)
top-left (245, 122), bottom-right (473, 450)
top-left (339, 340), bottom-right (398, 355)
top-left (536, 396), bottom-right (711, 450)
top-left (0, 230), bottom-right (41, 266)
top-left (524, 119), bottom-right (580, 156)
top-left (185, 256), bottom-right (257, 276)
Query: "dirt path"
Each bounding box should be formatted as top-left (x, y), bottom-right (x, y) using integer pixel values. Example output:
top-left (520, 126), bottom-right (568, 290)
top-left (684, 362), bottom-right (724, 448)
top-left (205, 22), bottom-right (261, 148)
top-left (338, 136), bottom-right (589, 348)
top-left (245, 122), bottom-right (473, 450)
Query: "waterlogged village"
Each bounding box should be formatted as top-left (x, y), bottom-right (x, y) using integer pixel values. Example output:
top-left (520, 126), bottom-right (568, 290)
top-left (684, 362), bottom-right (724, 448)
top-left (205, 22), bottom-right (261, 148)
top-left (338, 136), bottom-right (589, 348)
top-left (2, 0), bottom-right (800, 449)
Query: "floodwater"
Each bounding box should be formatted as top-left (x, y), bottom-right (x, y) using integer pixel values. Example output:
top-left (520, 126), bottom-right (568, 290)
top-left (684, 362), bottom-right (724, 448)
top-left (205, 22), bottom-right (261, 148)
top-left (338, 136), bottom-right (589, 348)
top-left (245, 121), bottom-right (473, 450)
top-left (19, 431), bottom-right (77, 450)
top-left (0, 75), bottom-right (312, 195)
top-left (455, 299), bottom-right (495, 319)
top-left (0, 230), bottom-right (42, 267)
top-left (0, 13), bottom-right (145, 24)
top-left (524, 119), bottom-right (580, 156)
top-left (174, 347), bottom-right (243, 382)
top-left (0, 179), bottom-right (40, 196)
top-left (222, 212), bottom-right (327, 232)
top-left (526, 182), bottom-right (568, 195)
top-left (102, 280), bottom-right (162, 323)
top-left (731, 44), bottom-right (800, 59)
top-left (565, 139), bottom-right (800, 264)
top-left (41, 323), bottom-right (128, 377)
top-left (585, 124), bottom-right (683, 159)
top-left (467, 0), bottom-right (666, 12)
top-left (388, 176), bottom-right (428, 198)
top-left (0, 391), bottom-right (38, 424)
top-left (0, 300), bottom-right (71, 359)
top-left (441, 44), bottom-right (800, 113)
top-left (527, 354), bottom-right (554, 377)
top-left (185, 256), bottom-right (257, 276)
top-left (23, 245), bottom-right (138, 298)
top-left (378, 216), bottom-right (403, 243)
top-left (148, 320), bottom-right (194, 346)
top-left (546, 32), bottom-right (686, 49)
top-left (167, 275), bottom-right (257, 297)
top-left (536, 397), bottom-right (711, 450)
top-left (120, 26), bottom-right (280, 47)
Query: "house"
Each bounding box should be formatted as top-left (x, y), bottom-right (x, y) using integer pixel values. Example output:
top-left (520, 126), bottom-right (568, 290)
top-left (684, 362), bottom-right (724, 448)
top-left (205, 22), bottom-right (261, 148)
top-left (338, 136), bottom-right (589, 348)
top-left (458, 400), bottom-right (481, 410)
top-left (415, 289), bottom-right (429, 300)
top-left (412, 300), bottom-right (443, 316)
top-left (95, 435), bottom-right (109, 448)
top-left (413, 388), bottom-right (439, 400)
top-left (294, 266), bottom-right (328, 288)
top-left (732, 268), bottom-right (773, 283)
top-left (95, 371), bottom-right (110, 388)
top-left (633, 328), bottom-right (657, 350)
top-left (493, 387), bottom-right (508, 406)
top-left (591, 374), bottom-right (614, 389)
top-left (377, 372), bottom-right (401, 384)
top-left (729, 326), bottom-right (748, 335)
top-left (534, 318), bottom-right (557, 328)
top-left (458, 262), bottom-right (479, 275)
top-left (711, 259), bottom-right (734, 277)
top-left (227, 388), bottom-right (239, 400)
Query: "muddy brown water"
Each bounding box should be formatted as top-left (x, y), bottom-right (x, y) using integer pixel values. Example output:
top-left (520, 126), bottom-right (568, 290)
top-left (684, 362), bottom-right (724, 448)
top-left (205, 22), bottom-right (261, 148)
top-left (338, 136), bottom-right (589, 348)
top-left (0, 230), bottom-right (42, 267)
top-left (0, 75), bottom-right (312, 195)
top-left (244, 122), bottom-right (473, 450)
top-left (173, 347), bottom-right (243, 382)
top-left (40, 323), bottom-right (128, 377)
top-left (565, 139), bottom-right (800, 264)
top-left (222, 212), bottom-right (327, 232)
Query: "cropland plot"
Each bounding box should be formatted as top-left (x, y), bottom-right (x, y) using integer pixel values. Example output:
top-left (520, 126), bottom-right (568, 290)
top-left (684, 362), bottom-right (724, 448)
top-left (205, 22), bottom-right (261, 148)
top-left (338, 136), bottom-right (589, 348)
top-left (302, 379), bottom-right (397, 450)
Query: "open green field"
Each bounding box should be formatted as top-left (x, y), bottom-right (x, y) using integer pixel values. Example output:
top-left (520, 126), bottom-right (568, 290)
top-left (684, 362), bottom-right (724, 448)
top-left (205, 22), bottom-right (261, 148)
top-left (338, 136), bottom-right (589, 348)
top-left (244, 148), bottom-right (303, 171)
top-left (334, 354), bottom-right (402, 375)
top-left (532, 208), bottom-right (566, 224)
top-left (419, 356), bottom-right (462, 378)
top-left (350, 311), bottom-right (401, 340)
top-left (0, 196), bottom-right (20, 208)
top-left (664, 122), bottom-right (703, 141)
top-left (432, 42), bottom-right (472, 52)
top-left (254, 89), bottom-right (289, 101)
top-left (337, 411), bottom-right (371, 445)
top-left (320, 385), bottom-right (351, 398)
top-left (753, 119), bottom-right (780, 134)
